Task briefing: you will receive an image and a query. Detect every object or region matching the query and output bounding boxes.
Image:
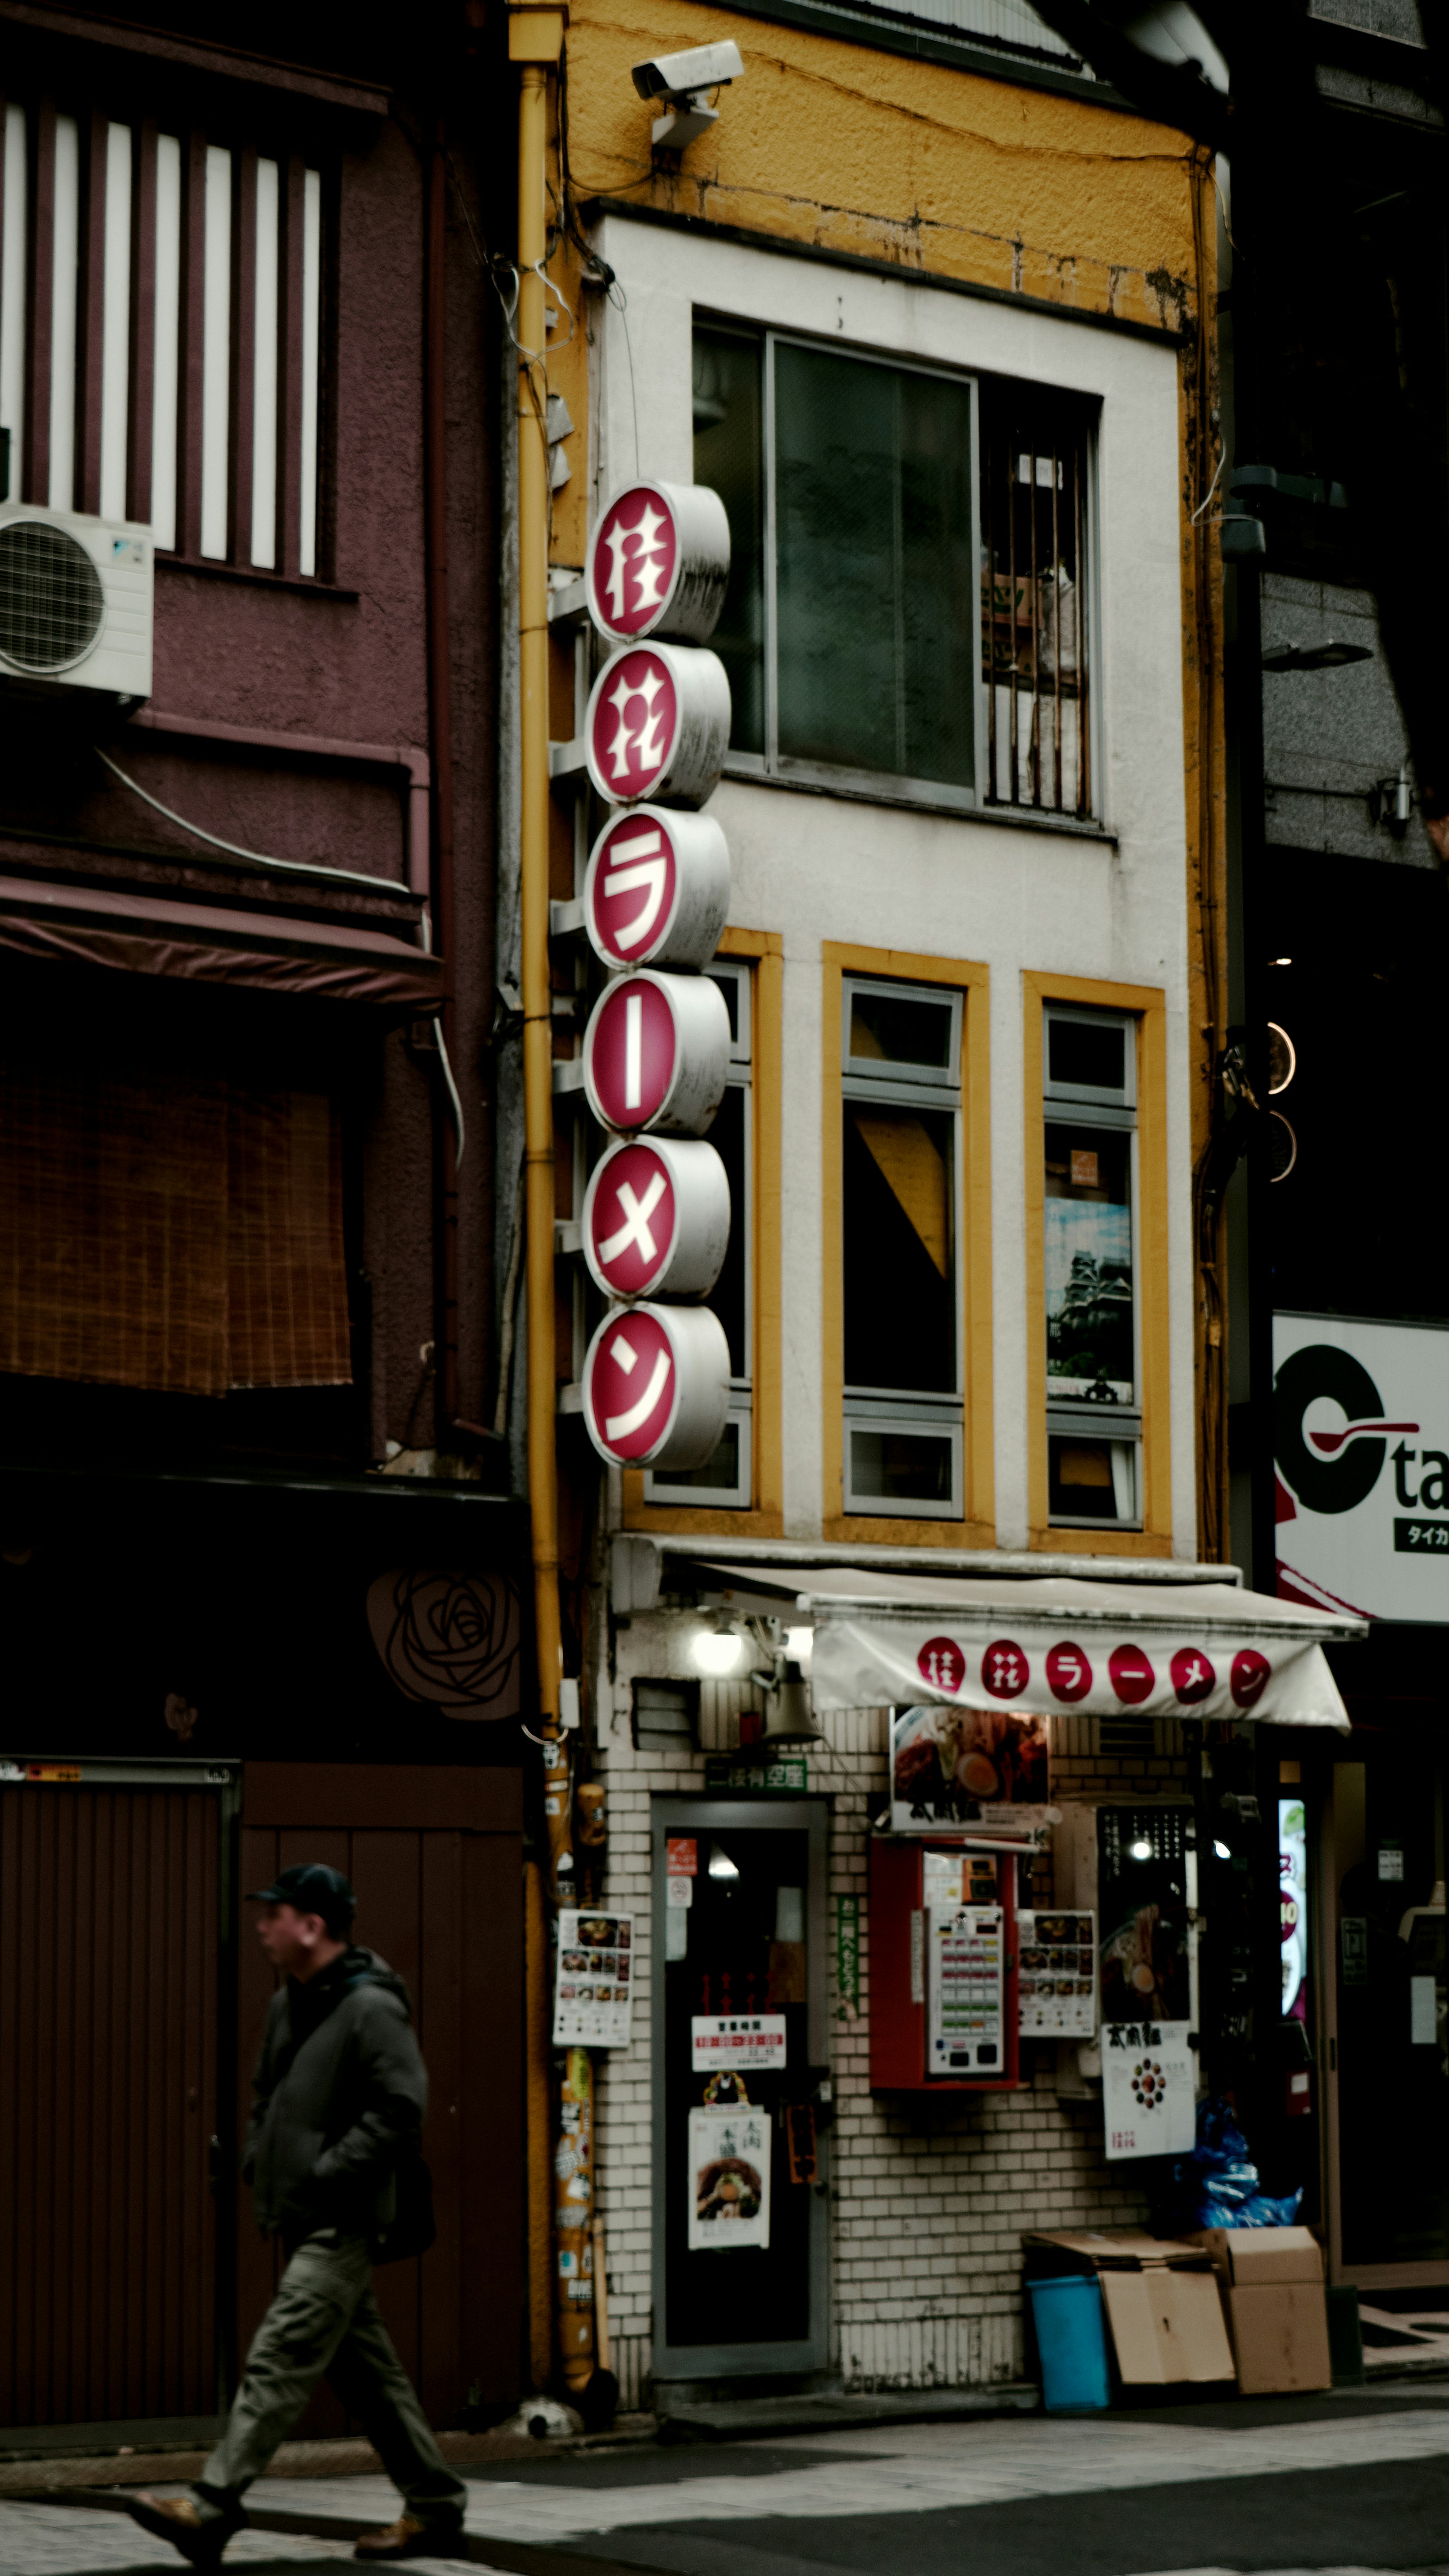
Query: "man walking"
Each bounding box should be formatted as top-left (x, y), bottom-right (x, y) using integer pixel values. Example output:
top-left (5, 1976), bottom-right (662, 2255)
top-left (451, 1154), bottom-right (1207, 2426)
top-left (124, 1864), bottom-right (468, 2567)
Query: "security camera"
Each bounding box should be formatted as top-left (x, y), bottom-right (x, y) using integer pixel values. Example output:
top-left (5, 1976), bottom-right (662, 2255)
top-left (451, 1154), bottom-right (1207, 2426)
top-left (631, 39), bottom-right (744, 151)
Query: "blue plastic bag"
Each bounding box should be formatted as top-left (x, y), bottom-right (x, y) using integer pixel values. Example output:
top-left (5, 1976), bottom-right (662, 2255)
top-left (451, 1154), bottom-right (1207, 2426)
top-left (1147, 2096), bottom-right (1303, 2234)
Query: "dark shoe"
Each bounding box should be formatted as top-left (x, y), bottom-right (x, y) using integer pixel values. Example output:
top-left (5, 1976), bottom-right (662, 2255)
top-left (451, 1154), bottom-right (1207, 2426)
top-left (354, 2516), bottom-right (468, 2562)
top-left (120, 2495), bottom-right (243, 2567)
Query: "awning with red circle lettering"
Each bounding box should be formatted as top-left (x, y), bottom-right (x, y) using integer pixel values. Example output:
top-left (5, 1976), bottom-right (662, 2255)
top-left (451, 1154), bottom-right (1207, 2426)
top-left (682, 1563), bottom-right (1364, 1731)
top-left (792, 1572), bottom-right (1360, 1729)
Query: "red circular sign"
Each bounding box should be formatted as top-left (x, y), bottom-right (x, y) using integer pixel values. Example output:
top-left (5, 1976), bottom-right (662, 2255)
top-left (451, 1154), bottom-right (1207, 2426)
top-left (587, 647), bottom-right (679, 802)
top-left (589, 486), bottom-right (679, 640)
top-left (586, 809), bottom-right (679, 967)
top-left (1231, 1648), bottom-right (1271, 1708)
top-left (1108, 1643), bottom-right (1156, 1705)
top-left (981, 1639), bottom-right (1029, 1700)
top-left (583, 1307), bottom-right (677, 1462)
top-left (584, 1140), bottom-right (677, 1300)
top-left (1170, 1646), bottom-right (1217, 1705)
top-left (917, 1636), bottom-right (966, 1695)
top-left (1045, 1642), bottom-right (1093, 1703)
top-left (584, 975), bottom-right (678, 1132)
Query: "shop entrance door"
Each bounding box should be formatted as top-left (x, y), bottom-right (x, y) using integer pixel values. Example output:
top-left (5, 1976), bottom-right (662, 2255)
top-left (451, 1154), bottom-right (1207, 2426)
top-left (1323, 1752), bottom-right (1449, 2287)
top-left (652, 1797), bottom-right (829, 2381)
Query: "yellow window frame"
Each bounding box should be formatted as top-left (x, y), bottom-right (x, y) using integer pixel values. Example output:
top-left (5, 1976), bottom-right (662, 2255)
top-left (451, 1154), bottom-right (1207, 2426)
top-left (822, 942), bottom-right (994, 1548)
top-left (621, 925), bottom-right (784, 1538)
top-left (1023, 968), bottom-right (1171, 1555)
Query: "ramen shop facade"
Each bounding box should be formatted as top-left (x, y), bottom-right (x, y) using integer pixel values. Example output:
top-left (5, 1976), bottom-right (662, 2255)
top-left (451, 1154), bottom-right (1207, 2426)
top-left (528, 0), bottom-right (1310, 2402)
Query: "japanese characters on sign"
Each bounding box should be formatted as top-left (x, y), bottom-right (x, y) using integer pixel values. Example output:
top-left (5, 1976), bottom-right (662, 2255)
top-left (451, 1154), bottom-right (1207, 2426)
top-left (1100, 2018), bottom-right (1196, 2158)
top-left (584, 804), bottom-right (731, 972)
top-left (691, 2014), bottom-right (788, 2071)
top-left (578, 478), bottom-right (737, 1476)
top-left (585, 479), bottom-right (731, 646)
top-left (553, 1910), bottom-right (634, 2049)
top-left (581, 1300), bottom-right (731, 1469)
top-left (688, 2102), bottom-right (772, 2251)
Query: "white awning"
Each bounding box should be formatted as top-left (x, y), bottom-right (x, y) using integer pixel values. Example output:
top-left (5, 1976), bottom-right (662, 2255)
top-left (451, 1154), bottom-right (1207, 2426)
top-left (697, 1565), bottom-right (1365, 1732)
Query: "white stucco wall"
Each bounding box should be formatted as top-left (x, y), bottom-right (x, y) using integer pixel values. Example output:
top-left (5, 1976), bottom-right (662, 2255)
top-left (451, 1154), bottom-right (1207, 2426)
top-left (587, 214), bottom-right (1198, 1553)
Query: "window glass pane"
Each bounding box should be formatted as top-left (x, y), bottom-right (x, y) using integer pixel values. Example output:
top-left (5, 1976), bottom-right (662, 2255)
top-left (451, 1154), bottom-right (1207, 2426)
top-left (980, 386), bottom-right (1093, 815)
top-left (1049, 1436), bottom-right (1135, 1520)
top-left (1044, 1122), bottom-right (1134, 1403)
top-left (775, 342), bottom-right (975, 791)
top-left (849, 987), bottom-right (954, 1073)
top-left (844, 1101), bottom-right (955, 1393)
top-left (1048, 1015), bottom-right (1125, 1094)
top-left (851, 1425), bottom-right (954, 1506)
top-left (651, 1417), bottom-right (742, 1494)
top-left (693, 326), bottom-right (764, 756)
top-left (707, 964), bottom-right (740, 1045)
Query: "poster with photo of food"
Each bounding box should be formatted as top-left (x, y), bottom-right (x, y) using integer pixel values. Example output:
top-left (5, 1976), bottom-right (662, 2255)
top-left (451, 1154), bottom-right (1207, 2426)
top-left (552, 1910), bottom-right (634, 2048)
top-left (687, 2104), bottom-right (772, 2251)
top-left (1099, 1900), bottom-right (1191, 2026)
top-left (891, 1705), bottom-right (1050, 1835)
top-left (1017, 1909), bottom-right (1098, 2038)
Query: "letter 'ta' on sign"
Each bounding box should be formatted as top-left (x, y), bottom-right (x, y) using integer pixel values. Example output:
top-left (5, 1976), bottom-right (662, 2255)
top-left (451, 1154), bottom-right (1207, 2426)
top-left (583, 1135), bottom-right (731, 1303)
top-left (583, 968), bottom-right (729, 1137)
top-left (585, 480), bottom-right (731, 647)
top-left (585, 641), bottom-right (731, 809)
top-left (582, 1302), bottom-right (731, 1468)
top-left (584, 804), bottom-right (731, 973)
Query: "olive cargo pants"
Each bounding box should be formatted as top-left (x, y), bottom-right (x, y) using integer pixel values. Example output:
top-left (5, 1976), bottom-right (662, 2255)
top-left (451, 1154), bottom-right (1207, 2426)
top-left (195, 2230), bottom-right (467, 2529)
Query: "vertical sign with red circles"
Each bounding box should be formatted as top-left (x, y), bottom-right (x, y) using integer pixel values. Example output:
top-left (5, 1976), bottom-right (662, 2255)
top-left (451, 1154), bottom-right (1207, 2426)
top-left (576, 481), bottom-right (737, 1473)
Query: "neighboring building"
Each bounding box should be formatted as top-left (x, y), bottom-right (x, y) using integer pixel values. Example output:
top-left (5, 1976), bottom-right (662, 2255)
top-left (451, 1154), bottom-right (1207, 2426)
top-left (519, 0), bottom-right (1346, 2408)
top-left (0, 4), bottom-right (526, 2439)
top-left (1212, 1), bottom-right (1449, 2298)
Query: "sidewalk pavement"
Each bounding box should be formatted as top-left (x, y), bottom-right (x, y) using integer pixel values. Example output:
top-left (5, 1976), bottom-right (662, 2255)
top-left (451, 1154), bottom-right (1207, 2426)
top-left (8, 2387), bottom-right (1449, 2576)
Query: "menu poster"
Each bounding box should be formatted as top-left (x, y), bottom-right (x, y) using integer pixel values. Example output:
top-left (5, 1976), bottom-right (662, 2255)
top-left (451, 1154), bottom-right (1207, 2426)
top-left (891, 1705), bottom-right (1050, 1837)
top-left (553, 1909), bottom-right (634, 2049)
top-left (1018, 1909), bottom-right (1097, 2038)
top-left (687, 2103), bottom-right (772, 2251)
top-left (1101, 2017), bottom-right (1196, 2159)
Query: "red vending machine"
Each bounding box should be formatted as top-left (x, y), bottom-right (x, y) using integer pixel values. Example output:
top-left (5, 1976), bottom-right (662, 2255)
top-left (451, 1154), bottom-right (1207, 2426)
top-left (869, 1838), bottom-right (1020, 2093)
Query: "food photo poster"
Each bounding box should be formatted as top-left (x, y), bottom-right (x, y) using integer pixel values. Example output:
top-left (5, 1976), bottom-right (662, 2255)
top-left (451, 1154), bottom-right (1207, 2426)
top-left (553, 1909), bottom-right (634, 2048)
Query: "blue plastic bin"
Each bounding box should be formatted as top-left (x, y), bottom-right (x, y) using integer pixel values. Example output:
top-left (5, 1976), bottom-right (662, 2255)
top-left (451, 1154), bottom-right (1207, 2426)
top-left (1028, 2272), bottom-right (1111, 2413)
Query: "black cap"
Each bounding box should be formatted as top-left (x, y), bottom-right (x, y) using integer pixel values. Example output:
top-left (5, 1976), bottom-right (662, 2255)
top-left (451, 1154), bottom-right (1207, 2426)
top-left (248, 1862), bottom-right (355, 1936)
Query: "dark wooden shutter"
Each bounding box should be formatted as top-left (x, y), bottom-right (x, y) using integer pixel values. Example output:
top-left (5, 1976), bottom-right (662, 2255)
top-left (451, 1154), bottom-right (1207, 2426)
top-left (0, 1782), bottom-right (221, 2425)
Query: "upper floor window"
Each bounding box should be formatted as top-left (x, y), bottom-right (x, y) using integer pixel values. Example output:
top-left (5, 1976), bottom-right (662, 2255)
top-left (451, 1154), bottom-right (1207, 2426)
top-left (1043, 1005), bottom-right (1140, 1526)
top-left (693, 320), bottom-right (1095, 819)
top-left (0, 100), bottom-right (326, 577)
top-left (843, 976), bottom-right (963, 1518)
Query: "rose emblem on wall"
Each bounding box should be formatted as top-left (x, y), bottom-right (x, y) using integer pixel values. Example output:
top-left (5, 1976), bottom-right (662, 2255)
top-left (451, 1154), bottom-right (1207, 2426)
top-left (366, 1568), bottom-right (523, 1717)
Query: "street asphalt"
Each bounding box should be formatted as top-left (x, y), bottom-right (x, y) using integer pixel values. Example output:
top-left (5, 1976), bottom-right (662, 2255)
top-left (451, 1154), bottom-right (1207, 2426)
top-left (6, 2386), bottom-right (1449, 2576)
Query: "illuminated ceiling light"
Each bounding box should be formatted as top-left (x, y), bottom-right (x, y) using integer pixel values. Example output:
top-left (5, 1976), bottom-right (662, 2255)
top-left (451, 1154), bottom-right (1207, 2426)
top-left (1214, 1839), bottom-right (1231, 1860)
top-left (708, 1846), bottom-right (739, 1880)
top-left (692, 1620), bottom-right (744, 1677)
top-left (1131, 1838), bottom-right (1152, 1859)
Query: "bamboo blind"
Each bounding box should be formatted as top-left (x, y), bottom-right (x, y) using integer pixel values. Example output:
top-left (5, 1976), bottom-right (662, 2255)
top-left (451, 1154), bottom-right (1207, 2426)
top-left (0, 1063), bottom-right (351, 1393)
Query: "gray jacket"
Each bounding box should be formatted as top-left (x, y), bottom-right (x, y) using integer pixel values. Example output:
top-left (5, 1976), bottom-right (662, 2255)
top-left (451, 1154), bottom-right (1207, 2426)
top-left (243, 1946), bottom-right (428, 2244)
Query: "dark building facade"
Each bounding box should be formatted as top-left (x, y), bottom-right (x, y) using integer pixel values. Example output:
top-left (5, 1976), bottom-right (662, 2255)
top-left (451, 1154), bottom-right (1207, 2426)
top-left (0, 1), bottom-right (531, 2437)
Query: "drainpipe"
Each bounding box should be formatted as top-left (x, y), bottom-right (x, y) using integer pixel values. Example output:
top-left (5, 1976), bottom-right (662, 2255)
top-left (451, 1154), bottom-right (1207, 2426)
top-left (425, 119), bottom-right (461, 1445)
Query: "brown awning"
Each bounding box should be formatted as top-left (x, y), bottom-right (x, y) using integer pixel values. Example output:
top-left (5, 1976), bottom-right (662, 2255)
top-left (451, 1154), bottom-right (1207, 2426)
top-left (0, 871), bottom-right (441, 1008)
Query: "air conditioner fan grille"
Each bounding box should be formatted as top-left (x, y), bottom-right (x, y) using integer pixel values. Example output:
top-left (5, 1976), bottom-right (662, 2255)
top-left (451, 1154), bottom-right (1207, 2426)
top-left (0, 520), bottom-right (106, 674)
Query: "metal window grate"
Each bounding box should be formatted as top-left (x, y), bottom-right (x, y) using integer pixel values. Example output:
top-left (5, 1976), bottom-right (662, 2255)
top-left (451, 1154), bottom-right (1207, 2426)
top-left (980, 394), bottom-right (1094, 816)
top-left (0, 520), bottom-right (104, 672)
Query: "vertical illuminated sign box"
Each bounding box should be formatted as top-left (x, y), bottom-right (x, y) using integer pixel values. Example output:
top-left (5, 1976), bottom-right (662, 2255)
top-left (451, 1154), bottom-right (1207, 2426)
top-left (578, 481), bottom-right (736, 1474)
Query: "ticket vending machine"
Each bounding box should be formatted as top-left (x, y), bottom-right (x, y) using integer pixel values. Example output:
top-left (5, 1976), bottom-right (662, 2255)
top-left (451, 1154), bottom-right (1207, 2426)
top-left (869, 1837), bottom-right (1020, 2092)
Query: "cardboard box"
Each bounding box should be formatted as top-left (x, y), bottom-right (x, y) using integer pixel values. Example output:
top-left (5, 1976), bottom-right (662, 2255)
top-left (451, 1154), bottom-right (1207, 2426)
top-left (1024, 2230), bottom-right (1235, 2387)
top-left (1192, 2226), bottom-right (1331, 2394)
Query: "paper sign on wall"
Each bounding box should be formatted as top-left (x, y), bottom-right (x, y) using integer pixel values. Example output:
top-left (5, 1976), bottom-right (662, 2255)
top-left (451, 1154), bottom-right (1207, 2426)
top-left (1018, 1909), bottom-right (1098, 2038)
top-left (1101, 2018), bottom-right (1196, 2158)
top-left (688, 2103), bottom-right (772, 2250)
top-left (692, 2014), bottom-right (786, 2071)
top-left (553, 1910), bottom-right (634, 2049)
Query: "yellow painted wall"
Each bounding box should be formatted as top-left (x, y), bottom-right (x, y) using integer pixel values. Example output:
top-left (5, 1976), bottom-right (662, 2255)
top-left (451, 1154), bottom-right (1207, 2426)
top-left (537, 2), bottom-right (1227, 1554)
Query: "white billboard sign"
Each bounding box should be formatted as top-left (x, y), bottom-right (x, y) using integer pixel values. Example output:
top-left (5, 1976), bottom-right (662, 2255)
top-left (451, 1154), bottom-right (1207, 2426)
top-left (1274, 1314), bottom-right (1449, 1625)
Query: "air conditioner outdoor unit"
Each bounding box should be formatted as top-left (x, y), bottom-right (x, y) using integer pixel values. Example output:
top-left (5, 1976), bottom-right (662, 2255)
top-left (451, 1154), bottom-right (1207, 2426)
top-left (0, 501), bottom-right (152, 702)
